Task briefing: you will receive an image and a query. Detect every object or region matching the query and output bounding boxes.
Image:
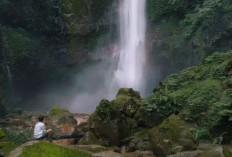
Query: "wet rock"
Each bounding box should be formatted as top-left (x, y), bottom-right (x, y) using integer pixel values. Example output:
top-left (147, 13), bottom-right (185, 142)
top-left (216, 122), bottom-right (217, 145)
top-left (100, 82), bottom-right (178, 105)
top-left (149, 115), bottom-right (196, 157)
top-left (78, 132), bottom-right (101, 145)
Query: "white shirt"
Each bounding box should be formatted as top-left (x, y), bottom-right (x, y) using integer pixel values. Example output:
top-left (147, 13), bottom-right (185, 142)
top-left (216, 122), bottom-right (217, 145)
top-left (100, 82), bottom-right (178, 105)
top-left (34, 122), bottom-right (46, 139)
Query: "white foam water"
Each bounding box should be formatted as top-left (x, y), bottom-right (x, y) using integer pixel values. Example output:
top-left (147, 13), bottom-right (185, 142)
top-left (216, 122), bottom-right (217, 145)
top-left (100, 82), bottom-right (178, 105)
top-left (112, 0), bottom-right (147, 94)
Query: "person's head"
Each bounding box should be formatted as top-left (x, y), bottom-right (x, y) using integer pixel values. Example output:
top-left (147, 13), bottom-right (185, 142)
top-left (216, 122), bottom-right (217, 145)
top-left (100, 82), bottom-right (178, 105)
top-left (38, 115), bottom-right (44, 122)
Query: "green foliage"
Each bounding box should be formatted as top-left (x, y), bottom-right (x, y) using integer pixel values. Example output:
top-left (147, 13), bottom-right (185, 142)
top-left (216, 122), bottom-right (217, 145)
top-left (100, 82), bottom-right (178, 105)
top-left (148, 0), bottom-right (232, 74)
top-left (0, 128), bottom-right (8, 141)
top-left (5, 128), bottom-right (33, 145)
top-left (191, 128), bottom-right (212, 142)
top-left (144, 51), bottom-right (232, 142)
top-left (19, 141), bottom-right (91, 157)
top-left (147, 0), bottom-right (192, 20)
top-left (143, 92), bottom-right (177, 118)
top-left (0, 0), bottom-right (114, 109)
top-left (95, 99), bottom-right (112, 121)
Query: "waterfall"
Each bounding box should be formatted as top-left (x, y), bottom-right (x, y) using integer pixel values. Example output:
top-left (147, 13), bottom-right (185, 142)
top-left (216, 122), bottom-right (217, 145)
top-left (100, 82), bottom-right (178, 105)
top-left (70, 0), bottom-right (147, 113)
top-left (112, 0), bottom-right (147, 94)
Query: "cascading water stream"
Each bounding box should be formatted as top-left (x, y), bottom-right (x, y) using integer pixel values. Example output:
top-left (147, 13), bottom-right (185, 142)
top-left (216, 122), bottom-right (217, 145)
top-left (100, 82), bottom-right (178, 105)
top-left (70, 0), bottom-right (147, 113)
top-left (112, 0), bottom-right (147, 94)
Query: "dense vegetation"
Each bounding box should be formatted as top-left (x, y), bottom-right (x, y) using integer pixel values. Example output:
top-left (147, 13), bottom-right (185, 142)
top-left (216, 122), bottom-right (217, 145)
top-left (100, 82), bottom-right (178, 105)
top-left (143, 51), bottom-right (232, 143)
top-left (147, 0), bottom-right (232, 77)
top-left (87, 51), bottom-right (232, 156)
top-left (0, 0), bottom-right (114, 111)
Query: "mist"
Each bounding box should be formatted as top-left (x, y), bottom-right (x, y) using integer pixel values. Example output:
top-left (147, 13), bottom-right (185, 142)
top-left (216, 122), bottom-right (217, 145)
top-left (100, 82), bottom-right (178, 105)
top-left (22, 0), bottom-right (160, 114)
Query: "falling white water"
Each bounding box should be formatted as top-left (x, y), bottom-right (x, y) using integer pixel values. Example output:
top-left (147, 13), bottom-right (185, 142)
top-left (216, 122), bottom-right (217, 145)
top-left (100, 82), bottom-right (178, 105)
top-left (68, 0), bottom-right (147, 113)
top-left (113, 0), bottom-right (147, 93)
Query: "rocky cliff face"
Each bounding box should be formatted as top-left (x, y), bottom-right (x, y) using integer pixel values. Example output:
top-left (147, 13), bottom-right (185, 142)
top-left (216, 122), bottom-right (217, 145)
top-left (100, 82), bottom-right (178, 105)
top-left (62, 0), bottom-right (118, 65)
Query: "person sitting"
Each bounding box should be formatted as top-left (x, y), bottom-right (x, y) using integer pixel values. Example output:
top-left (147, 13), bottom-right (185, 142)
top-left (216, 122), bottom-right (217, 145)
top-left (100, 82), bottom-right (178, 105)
top-left (34, 115), bottom-right (52, 141)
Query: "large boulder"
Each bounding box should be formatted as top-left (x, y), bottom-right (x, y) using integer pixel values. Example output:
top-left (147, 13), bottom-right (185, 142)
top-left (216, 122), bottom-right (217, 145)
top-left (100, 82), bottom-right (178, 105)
top-left (47, 106), bottom-right (77, 135)
top-left (149, 115), bottom-right (196, 157)
top-left (88, 88), bottom-right (142, 146)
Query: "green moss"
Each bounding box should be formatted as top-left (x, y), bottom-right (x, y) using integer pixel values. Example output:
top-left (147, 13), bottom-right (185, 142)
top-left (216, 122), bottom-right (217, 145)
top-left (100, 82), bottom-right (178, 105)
top-left (49, 106), bottom-right (70, 117)
top-left (223, 146), bottom-right (232, 157)
top-left (0, 128), bottom-right (7, 141)
top-left (5, 128), bottom-right (33, 145)
top-left (149, 115), bottom-right (195, 156)
top-left (150, 115), bottom-right (192, 142)
top-left (89, 88), bottom-right (142, 146)
top-left (0, 142), bottom-right (16, 155)
top-left (116, 88), bottom-right (141, 99)
top-left (19, 141), bottom-right (91, 157)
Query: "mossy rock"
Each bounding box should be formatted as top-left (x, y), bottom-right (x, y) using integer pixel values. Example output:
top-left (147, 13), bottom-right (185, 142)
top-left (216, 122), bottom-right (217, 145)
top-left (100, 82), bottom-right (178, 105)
top-left (89, 118), bottom-right (130, 146)
top-left (48, 106), bottom-right (76, 125)
top-left (49, 106), bottom-right (71, 117)
top-left (19, 141), bottom-right (91, 157)
top-left (126, 129), bottom-right (151, 151)
top-left (149, 115), bottom-right (196, 157)
top-left (116, 88), bottom-right (141, 99)
top-left (48, 106), bottom-right (77, 135)
top-left (88, 88), bottom-right (142, 146)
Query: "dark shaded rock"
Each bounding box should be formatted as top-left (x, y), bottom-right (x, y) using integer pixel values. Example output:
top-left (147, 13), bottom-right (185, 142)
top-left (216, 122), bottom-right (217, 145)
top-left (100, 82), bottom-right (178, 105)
top-left (78, 131), bottom-right (101, 145)
top-left (124, 129), bottom-right (151, 152)
top-left (149, 115), bottom-right (196, 157)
